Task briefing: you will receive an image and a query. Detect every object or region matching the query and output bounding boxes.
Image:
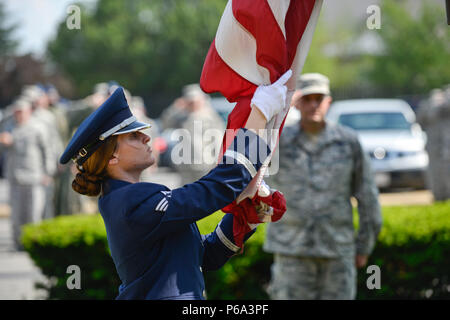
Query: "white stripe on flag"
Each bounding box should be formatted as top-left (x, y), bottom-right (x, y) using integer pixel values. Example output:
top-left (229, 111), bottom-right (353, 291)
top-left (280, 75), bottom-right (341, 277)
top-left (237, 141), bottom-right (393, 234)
top-left (215, 0), bottom-right (271, 86)
top-left (267, 0), bottom-right (291, 39)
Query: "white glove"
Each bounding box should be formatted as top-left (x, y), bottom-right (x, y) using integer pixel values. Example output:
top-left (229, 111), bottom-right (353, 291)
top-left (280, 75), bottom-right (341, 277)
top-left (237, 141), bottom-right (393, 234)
top-left (251, 69), bottom-right (292, 122)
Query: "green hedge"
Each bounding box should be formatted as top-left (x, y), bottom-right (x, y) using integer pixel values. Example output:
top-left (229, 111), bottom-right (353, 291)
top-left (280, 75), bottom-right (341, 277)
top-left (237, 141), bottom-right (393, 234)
top-left (22, 214), bottom-right (120, 299)
top-left (22, 201), bottom-right (450, 299)
top-left (356, 201), bottom-right (450, 299)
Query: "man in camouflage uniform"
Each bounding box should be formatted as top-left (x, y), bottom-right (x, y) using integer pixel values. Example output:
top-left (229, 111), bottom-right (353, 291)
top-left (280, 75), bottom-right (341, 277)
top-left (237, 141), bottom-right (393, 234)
top-left (53, 83), bottom-right (111, 216)
top-left (22, 85), bottom-right (64, 219)
top-left (0, 99), bottom-right (55, 250)
top-left (160, 97), bottom-right (188, 131)
top-left (417, 85), bottom-right (450, 201)
top-left (264, 73), bottom-right (382, 300)
top-left (175, 84), bottom-right (225, 185)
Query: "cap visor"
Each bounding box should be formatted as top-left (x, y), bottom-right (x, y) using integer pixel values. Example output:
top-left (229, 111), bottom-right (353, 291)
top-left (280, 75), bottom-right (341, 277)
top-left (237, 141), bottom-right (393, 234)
top-left (113, 121), bottom-right (152, 135)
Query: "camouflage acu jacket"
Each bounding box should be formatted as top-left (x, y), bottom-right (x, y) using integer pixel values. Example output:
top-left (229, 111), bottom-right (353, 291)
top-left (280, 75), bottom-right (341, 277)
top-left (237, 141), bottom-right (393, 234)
top-left (264, 122), bottom-right (382, 258)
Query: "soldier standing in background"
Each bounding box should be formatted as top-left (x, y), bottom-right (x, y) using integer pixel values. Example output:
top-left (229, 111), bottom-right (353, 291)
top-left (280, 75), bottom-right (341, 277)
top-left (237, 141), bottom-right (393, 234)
top-left (417, 85), bottom-right (450, 201)
top-left (0, 99), bottom-right (55, 250)
top-left (130, 95), bottom-right (161, 182)
top-left (263, 73), bottom-right (382, 300)
top-left (159, 97), bottom-right (188, 131)
top-left (176, 84), bottom-right (225, 185)
top-left (53, 83), bottom-right (110, 216)
top-left (46, 85), bottom-right (80, 217)
top-left (0, 104), bottom-right (16, 178)
top-left (21, 85), bottom-right (64, 219)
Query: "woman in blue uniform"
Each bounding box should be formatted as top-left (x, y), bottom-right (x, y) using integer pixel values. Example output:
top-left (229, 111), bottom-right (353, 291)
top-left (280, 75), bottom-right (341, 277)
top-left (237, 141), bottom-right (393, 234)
top-left (59, 71), bottom-right (291, 300)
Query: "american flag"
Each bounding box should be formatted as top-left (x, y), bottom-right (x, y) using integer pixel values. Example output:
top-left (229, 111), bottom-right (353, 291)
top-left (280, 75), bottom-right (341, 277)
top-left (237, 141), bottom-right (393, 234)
top-left (200, 0), bottom-right (323, 216)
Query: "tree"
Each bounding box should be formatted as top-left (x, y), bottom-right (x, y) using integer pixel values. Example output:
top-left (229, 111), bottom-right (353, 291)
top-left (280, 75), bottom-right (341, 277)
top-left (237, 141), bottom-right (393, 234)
top-left (301, 10), bottom-right (375, 99)
top-left (368, 0), bottom-right (450, 95)
top-left (0, 2), bottom-right (18, 57)
top-left (47, 0), bottom-right (226, 102)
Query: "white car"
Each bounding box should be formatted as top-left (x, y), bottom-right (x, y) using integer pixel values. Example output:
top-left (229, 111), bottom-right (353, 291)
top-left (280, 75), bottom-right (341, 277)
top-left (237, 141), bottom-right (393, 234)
top-left (210, 97), bottom-right (235, 123)
top-left (210, 96), bottom-right (304, 126)
top-left (326, 99), bottom-right (429, 189)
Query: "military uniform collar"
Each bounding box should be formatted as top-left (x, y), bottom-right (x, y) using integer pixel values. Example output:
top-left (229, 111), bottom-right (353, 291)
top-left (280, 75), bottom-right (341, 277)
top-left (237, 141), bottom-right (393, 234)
top-left (102, 178), bottom-right (132, 196)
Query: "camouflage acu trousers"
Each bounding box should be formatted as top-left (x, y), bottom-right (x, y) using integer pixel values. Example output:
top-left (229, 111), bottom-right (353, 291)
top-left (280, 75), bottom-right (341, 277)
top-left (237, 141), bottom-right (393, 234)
top-left (267, 253), bottom-right (356, 300)
top-left (9, 182), bottom-right (45, 249)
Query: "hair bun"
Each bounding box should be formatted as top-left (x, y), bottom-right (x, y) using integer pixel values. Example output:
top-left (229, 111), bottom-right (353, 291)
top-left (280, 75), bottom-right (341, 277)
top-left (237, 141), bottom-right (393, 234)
top-left (72, 172), bottom-right (103, 196)
top-left (84, 174), bottom-right (103, 183)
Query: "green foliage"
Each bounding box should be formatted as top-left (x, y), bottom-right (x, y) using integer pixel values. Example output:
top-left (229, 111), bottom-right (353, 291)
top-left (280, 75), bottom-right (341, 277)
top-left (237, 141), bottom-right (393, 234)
top-left (47, 0), bottom-right (226, 98)
top-left (0, 2), bottom-right (18, 56)
top-left (23, 202), bottom-right (450, 299)
top-left (357, 202), bottom-right (450, 299)
top-left (301, 12), bottom-right (371, 96)
top-left (368, 0), bottom-right (450, 95)
top-left (198, 211), bottom-right (273, 300)
top-left (22, 214), bottom-right (120, 300)
top-left (293, 0), bottom-right (450, 98)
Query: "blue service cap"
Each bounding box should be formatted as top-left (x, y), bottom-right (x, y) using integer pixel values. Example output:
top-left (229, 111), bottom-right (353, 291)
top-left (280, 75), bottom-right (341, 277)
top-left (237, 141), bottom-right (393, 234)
top-left (60, 87), bottom-right (151, 166)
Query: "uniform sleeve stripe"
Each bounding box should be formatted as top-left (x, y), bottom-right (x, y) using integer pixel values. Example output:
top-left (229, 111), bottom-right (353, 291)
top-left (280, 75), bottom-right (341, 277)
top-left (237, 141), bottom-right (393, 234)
top-left (223, 150), bottom-right (257, 177)
top-left (155, 199), bottom-right (164, 211)
top-left (161, 190), bottom-right (172, 197)
top-left (216, 225), bottom-right (241, 253)
top-left (156, 198), bottom-right (168, 211)
top-left (161, 202), bottom-right (169, 212)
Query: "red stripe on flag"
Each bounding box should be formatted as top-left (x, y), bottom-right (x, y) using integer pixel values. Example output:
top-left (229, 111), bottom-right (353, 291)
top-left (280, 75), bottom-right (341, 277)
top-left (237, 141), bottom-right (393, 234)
top-left (218, 97), bottom-right (253, 158)
top-left (200, 40), bottom-right (257, 157)
top-left (200, 39), bottom-right (257, 102)
top-left (285, 0), bottom-right (317, 67)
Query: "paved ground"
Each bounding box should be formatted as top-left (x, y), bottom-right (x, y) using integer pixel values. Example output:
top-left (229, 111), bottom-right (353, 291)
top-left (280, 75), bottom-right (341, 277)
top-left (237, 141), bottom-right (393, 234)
top-left (377, 189), bottom-right (434, 206)
top-left (0, 173), bottom-right (49, 299)
top-left (0, 217), bottom-right (48, 300)
top-left (0, 172), bottom-right (434, 300)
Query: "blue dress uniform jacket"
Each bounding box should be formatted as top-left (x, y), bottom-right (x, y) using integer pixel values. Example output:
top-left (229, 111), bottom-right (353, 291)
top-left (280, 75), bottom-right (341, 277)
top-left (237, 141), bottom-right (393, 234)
top-left (98, 128), bottom-right (270, 300)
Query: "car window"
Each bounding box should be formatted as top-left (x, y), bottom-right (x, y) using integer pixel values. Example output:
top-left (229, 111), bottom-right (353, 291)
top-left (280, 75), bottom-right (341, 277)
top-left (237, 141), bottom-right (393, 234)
top-left (338, 112), bottom-right (411, 131)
